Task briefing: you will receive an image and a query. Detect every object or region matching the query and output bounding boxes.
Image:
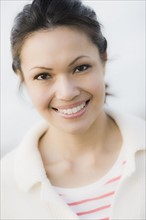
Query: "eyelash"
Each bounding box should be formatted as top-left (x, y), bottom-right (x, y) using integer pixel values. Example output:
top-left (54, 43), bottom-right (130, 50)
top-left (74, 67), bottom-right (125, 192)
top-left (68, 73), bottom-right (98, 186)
top-left (34, 73), bottom-right (51, 80)
top-left (34, 64), bottom-right (91, 80)
top-left (74, 64), bottom-right (91, 73)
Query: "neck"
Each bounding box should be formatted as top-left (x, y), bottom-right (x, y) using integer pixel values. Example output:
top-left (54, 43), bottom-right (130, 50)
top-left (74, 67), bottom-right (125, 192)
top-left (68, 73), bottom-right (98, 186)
top-left (39, 111), bottom-right (121, 164)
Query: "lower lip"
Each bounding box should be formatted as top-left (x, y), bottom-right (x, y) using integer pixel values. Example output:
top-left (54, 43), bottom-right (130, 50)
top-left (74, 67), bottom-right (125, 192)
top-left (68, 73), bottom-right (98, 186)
top-left (53, 101), bottom-right (90, 119)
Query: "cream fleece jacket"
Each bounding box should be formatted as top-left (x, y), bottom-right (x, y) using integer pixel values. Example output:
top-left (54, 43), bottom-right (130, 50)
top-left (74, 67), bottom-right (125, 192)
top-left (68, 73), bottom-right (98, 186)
top-left (1, 108), bottom-right (145, 219)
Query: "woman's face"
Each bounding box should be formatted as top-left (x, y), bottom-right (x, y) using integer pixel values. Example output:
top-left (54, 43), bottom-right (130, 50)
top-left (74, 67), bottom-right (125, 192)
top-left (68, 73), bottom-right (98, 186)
top-left (20, 27), bottom-right (106, 134)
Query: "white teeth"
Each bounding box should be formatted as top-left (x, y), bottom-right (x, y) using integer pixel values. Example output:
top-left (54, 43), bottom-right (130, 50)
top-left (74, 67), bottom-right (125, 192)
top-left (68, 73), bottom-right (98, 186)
top-left (67, 109), bottom-right (72, 114)
top-left (58, 102), bottom-right (86, 115)
top-left (72, 107), bottom-right (77, 113)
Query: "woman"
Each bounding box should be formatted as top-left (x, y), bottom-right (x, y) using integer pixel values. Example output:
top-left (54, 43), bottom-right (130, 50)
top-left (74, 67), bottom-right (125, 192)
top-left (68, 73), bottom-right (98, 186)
top-left (1, 0), bottom-right (145, 219)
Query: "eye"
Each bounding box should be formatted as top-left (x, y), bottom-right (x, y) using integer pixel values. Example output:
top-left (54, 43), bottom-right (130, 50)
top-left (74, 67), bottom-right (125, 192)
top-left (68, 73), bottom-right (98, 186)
top-left (74, 64), bottom-right (91, 73)
top-left (34, 73), bottom-right (51, 80)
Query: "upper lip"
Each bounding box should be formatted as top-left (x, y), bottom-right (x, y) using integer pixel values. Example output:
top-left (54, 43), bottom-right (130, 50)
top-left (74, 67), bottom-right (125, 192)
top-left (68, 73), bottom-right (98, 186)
top-left (52, 99), bottom-right (90, 110)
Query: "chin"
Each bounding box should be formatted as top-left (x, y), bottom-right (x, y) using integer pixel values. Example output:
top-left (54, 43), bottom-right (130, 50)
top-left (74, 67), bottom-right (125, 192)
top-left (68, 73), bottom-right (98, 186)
top-left (56, 119), bottom-right (96, 135)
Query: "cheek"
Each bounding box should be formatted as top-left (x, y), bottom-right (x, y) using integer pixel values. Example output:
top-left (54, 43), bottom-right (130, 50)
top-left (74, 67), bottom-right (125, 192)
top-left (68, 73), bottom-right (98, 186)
top-left (87, 74), bottom-right (105, 97)
top-left (91, 80), bottom-right (105, 109)
top-left (96, 80), bottom-right (105, 96)
top-left (27, 87), bottom-right (50, 110)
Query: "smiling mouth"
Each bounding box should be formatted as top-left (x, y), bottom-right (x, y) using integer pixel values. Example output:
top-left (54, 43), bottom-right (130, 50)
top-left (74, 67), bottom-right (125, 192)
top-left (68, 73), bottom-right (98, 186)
top-left (52, 99), bottom-right (90, 115)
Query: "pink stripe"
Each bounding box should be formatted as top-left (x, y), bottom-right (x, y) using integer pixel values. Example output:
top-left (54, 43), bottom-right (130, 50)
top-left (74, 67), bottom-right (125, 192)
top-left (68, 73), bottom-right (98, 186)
top-left (68, 191), bottom-right (115, 206)
top-left (95, 218), bottom-right (109, 220)
top-left (77, 205), bottom-right (111, 216)
top-left (105, 175), bottom-right (121, 184)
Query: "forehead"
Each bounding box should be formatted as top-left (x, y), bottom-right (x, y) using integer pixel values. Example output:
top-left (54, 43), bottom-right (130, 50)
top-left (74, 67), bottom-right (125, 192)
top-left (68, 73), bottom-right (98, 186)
top-left (20, 26), bottom-right (100, 69)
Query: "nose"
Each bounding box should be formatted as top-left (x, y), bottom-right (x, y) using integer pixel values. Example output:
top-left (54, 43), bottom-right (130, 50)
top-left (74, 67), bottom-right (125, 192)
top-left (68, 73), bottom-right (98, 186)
top-left (55, 76), bottom-right (80, 101)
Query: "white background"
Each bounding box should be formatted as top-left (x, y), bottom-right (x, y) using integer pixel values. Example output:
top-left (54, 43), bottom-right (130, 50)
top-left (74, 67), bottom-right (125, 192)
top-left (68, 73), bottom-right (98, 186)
top-left (1, 0), bottom-right (145, 157)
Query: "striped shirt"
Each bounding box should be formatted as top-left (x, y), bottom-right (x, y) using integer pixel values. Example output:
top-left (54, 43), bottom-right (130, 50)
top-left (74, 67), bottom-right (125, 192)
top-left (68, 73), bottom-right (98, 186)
top-left (54, 152), bottom-right (126, 220)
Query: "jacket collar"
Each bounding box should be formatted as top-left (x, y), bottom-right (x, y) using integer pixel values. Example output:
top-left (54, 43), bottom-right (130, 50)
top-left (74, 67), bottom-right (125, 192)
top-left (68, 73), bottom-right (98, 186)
top-left (14, 108), bottom-right (145, 191)
top-left (104, 106), bottom-right (145, 176)
top-left (13, 121), bottom-right (49, 192)
top-left (104, 106), bottom-right (145, 153)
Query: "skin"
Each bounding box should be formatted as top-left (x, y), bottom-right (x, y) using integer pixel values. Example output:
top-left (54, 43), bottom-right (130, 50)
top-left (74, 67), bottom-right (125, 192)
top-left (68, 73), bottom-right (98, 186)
top-left (19, 26), bottom-right (122, 187)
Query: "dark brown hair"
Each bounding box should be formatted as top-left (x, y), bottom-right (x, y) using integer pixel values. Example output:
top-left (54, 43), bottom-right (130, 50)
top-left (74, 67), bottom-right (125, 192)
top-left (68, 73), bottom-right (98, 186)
top-left (11, 0), bottom-right (107, 79)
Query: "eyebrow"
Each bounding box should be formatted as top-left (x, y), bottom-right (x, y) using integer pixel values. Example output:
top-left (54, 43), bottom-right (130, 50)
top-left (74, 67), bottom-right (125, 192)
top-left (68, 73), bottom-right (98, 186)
top-left (29, 55), bottom-right (90, 71)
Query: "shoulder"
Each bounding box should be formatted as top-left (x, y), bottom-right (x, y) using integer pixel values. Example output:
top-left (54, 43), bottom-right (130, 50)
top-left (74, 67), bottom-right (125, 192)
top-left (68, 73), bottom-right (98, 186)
top-left (1, 149), bottom-right (19, 218)
top-left (1, 149), bottom-right (17, 189)
top-left (105, 106), bottom-right (145, 151)
top-left (1, 149), bottom-right (16, 174)
top-left (1, 121), bottom-right (49, 219)
top-left (1, 120), bottom-right (49, 182)
top-left (105, 106), bottom-right (145, 131)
